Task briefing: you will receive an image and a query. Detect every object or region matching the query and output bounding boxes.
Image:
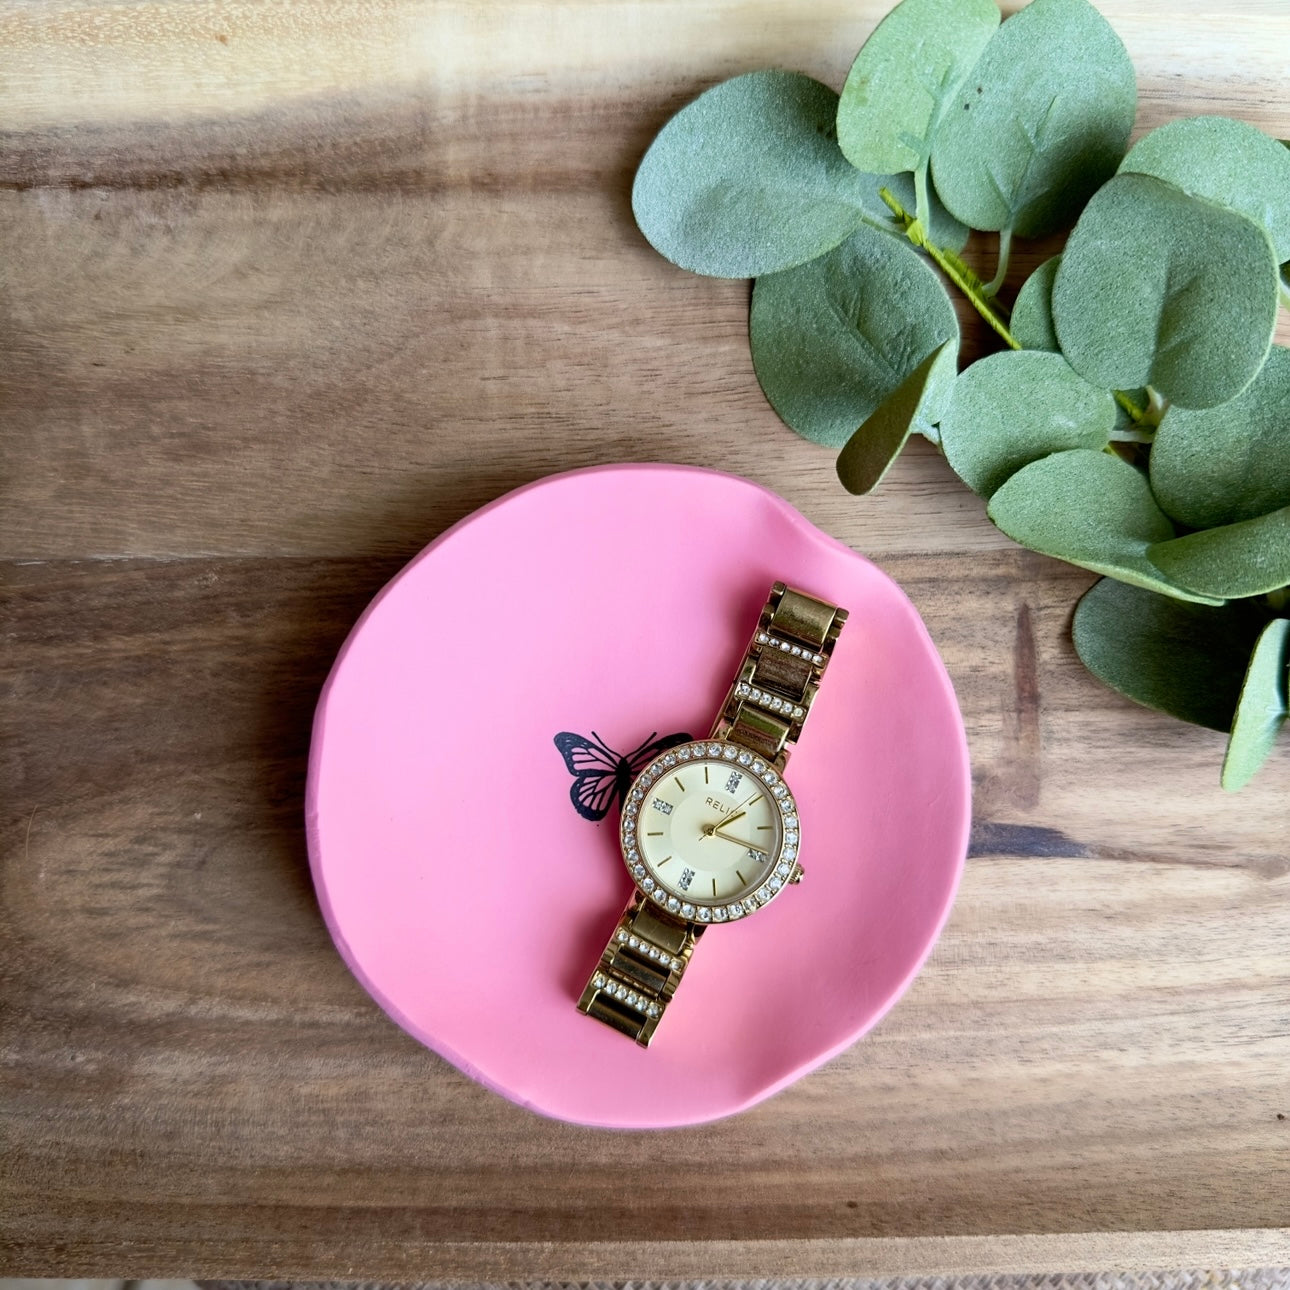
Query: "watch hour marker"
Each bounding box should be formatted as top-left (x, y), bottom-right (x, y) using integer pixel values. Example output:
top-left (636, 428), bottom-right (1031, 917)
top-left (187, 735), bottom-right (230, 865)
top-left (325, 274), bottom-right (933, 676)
top-left (757, 824), bottom-right (772, 830)
top-left (735, 869), bottom-right (746, 885)
top-left (704, 765), bottom-right (709, 784)
top-left (674, 775), bottom-right (686, 792)
top-left (657, 855), bottom-right (672, 866)
top-left (651, 799), bottom-right (674, 816)
top-left (711, 877), bottom-right (718, 897)
top-left (646, 830), bottom-right (664, 836)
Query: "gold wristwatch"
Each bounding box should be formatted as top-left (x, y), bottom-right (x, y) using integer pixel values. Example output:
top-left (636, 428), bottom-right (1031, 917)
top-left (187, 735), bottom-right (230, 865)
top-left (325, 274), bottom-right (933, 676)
top-left (577, 581), bottom-right (848, 1046)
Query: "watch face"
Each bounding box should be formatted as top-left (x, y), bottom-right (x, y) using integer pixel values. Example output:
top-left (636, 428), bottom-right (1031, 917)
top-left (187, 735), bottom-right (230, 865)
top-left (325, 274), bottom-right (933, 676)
top-left (620, 740), bottom-right (800, 924)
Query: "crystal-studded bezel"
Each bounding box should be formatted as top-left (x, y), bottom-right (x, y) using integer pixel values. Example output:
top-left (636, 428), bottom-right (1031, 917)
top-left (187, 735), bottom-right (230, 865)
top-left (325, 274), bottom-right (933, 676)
top-left (619, 739), bottom-right (799, 921)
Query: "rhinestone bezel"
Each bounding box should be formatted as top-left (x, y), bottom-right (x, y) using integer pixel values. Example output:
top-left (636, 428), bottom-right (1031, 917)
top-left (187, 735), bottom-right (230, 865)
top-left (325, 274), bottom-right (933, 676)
top-left (618, 739), bottom-right (799, 921)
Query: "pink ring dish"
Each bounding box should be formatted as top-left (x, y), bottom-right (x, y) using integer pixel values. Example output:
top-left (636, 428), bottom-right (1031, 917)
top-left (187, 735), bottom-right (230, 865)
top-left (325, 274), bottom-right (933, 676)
top-left (306, 463), bottom-right (970, 1128)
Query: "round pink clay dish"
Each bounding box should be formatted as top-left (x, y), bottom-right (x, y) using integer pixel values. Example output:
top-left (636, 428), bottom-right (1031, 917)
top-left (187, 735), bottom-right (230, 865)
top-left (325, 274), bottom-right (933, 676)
top-left (305, 463), bottom-right (970, 1128)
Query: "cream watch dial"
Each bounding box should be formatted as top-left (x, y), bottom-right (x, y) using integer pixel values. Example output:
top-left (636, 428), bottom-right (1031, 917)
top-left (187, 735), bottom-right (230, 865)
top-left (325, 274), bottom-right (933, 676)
top-left (620, 740), bottom-right (799, 924)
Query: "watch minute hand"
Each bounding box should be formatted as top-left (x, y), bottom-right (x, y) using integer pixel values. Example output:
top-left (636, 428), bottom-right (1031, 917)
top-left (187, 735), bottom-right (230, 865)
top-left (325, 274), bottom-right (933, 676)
top-left (711, 808), bottom-right (766, 847)
top-left (712, 831), bottom-right (767, 854)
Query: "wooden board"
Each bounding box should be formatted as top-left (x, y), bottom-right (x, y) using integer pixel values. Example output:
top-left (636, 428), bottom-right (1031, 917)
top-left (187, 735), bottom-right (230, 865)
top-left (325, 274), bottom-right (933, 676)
top-left (2, 0), bottom-right (1288, 1276)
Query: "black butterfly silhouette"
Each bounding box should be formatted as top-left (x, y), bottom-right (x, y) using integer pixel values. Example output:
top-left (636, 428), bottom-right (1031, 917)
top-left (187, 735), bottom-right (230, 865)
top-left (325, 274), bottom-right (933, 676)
top-left (553, 729), bottom-right (693, 822)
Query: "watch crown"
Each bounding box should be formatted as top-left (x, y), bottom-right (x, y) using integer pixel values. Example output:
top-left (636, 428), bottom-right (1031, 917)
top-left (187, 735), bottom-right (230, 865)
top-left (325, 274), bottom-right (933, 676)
top-left (788, 863), bottom-right (804, 884)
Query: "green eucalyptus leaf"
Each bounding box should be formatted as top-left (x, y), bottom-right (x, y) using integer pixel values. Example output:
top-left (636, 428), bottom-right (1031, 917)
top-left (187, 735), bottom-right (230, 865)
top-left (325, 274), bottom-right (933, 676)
top-left (837, 0), bottom-right (1000, 177)
top-left (1072, 578), bottom-right (1267, 731)
top-left (1146, 506), bottom-right (1290, 599)
top-left (1009, 257), bottom-right (1149, 431)
top-left (1149, 345), bottom-right (1290, 529)
top-left (632, 71), bottom-right (897, 278)
top-left (1119, 115), bottom-right (1290, 262)
top-left (1222, 617), bottom-right (1289, 790)
top-left (836, 339), bottom-right (958, 494)
top-left (884, 170), bottom-right (970, 252)
top-left (911, 333), bottom-right (959, 432)
top-left (1052, 173), bottom-right (1279, 409)
top-left (750, 222), bottom-right (960, 446)
top-left (939, 350), bottom-right (1115, 497)
top-left (986, 448), bottom-right (1222, 603)
top-left (1010, 256), bottom-right (1061, 352)
top-left (929, 0), bottom-right (1136, 238)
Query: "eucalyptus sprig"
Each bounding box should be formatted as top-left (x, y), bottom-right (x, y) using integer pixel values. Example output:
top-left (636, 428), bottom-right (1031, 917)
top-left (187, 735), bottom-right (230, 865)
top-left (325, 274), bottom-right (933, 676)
top-left (630, 0), bottom-right (1290, 789)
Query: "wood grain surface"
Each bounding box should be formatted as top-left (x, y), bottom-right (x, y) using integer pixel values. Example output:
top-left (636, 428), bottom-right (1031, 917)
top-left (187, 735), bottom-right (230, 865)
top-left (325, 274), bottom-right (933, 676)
top-left (2, 0), bottom-right (1289, 1277)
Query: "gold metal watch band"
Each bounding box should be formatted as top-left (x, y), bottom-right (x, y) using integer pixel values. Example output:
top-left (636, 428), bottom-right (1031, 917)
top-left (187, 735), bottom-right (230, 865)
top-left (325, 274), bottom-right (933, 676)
top-left (577, 581), bottom-right (847, 1046)
top-left (712, 581), bottom-right (848, 770)
top-left (575, 891), bottom-right (703, 1046)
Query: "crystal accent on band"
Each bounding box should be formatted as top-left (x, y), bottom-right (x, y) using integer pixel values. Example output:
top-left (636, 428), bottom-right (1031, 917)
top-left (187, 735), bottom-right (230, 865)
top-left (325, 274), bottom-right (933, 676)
top-left (736, 680), bottom-right (807, 720)
top-left (596, 977), bottom-right (655, 1013)
top-left (756, 631), bottom-right (826, 666)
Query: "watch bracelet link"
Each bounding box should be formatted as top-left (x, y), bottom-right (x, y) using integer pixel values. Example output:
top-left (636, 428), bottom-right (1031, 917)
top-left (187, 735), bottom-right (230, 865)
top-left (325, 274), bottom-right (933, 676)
top-left (711, 581), bottom-right (848, 770)
top-left (575, 891), bottom-right (703, 1046)
top-left (578, 582), bottom-right (847, 1046)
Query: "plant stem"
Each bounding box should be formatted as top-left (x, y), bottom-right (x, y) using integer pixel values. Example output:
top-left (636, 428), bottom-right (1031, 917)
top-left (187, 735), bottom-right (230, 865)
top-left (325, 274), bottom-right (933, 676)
top-left (877, 185), bottom-right (1154, 429)
top-left (1113, 390), bottom-right (1148, 424)
top-left (878, 186), bottom-right (1020, 350)
top-left (983, 226), bottom-right (1013, 297)
top-left (913, 160), bottom-right (932, 230)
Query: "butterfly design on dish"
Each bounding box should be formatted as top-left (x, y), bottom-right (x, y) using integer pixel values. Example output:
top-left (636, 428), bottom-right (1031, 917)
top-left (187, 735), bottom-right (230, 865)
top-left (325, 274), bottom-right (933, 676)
top-left (553, 729), bottom-right (693, 822)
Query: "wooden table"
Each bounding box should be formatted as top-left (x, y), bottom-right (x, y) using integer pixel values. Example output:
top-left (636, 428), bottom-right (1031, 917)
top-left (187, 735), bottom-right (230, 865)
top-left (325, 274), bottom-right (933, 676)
top-left (3, 0), bottom-right (1289, 1277)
